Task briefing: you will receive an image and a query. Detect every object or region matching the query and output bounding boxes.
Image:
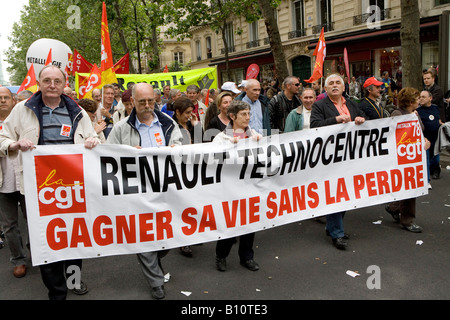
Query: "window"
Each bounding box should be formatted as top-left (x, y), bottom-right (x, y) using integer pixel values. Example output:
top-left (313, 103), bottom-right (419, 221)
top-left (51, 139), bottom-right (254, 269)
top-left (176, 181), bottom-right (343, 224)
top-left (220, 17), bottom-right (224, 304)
top-left (174, 52), bottom-right (184, 65)
top-left (224, 22), bottom-right (234, 49)
top-left (196, 40), bottom-right (202, 61)
top-left (319, 0), bottom-right (332, 30)
top-left (206, 37), bottom-right (212, 58)
top-left (435, 0), bottom-right (450, 5)
top-left (248, 21), bottom-right (260, 48)
top-left (249, 21), bottom-right (258, 42)
top-left (293, 0), bottom-right (305, 31)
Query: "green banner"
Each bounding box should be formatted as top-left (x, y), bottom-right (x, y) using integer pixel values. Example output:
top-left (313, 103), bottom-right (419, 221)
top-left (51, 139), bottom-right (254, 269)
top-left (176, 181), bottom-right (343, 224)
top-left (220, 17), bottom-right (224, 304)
top-left (76, 67), bottom-right (218, 93)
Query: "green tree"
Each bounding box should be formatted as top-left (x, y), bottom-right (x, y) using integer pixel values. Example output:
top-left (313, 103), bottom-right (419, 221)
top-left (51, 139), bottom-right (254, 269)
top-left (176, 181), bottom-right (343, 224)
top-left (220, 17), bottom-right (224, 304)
top-left (5, 0), bottom-right (144, 84)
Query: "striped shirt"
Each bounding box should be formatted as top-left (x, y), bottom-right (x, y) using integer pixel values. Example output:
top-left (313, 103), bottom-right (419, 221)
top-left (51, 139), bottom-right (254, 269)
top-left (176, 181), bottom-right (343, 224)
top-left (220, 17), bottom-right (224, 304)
top-left (42, 103), bottom-right (74, 145)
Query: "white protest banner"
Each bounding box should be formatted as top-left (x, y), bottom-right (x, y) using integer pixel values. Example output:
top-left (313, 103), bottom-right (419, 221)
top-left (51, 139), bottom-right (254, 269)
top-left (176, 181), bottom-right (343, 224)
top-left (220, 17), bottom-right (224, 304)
top-left (23, 115), bottom-right (427, 266)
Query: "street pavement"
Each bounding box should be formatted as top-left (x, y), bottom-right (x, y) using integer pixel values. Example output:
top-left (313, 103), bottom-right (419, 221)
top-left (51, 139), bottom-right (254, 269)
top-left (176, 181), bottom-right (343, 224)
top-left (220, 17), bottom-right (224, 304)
top-left (1, 163), bottom-right (449, 303)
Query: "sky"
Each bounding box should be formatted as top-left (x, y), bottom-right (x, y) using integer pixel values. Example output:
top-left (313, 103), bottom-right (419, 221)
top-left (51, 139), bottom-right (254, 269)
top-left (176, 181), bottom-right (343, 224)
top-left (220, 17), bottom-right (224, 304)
top-left (0, 0), bottom-right (29, 84)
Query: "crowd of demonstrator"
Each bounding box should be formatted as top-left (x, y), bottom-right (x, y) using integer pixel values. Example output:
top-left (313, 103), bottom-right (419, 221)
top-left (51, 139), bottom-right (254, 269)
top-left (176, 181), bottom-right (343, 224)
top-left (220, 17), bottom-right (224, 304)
top-left (0, 65), bottom-right (447, 299)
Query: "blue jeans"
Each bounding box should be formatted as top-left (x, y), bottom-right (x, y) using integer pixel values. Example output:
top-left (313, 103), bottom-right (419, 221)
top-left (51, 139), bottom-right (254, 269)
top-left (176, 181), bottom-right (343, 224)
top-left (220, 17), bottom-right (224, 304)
top-left (326, 212), bottom-right (345, 239)
top-left (426, 149), bottom-right (440, 182)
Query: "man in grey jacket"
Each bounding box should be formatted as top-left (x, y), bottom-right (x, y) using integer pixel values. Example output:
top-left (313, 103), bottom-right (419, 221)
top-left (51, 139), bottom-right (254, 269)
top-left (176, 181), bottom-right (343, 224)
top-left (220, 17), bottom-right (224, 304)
top-left (107, 82), bottom-right (182, 299)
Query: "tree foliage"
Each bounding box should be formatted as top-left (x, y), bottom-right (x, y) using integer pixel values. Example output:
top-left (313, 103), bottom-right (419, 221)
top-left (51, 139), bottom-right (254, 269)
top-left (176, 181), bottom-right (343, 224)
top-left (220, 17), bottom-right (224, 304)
top-left (5, 0), bottom-right (161, 84)
top-left (6, 0), bottom-right (287, 85)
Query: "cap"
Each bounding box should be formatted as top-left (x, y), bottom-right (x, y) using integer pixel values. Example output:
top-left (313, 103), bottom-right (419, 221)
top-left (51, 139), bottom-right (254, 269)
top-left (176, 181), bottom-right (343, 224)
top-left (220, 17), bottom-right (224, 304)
top-left (238, 80), bottom-right (248, 88)
top-left (221, 81), bottom-right (241, 94)
top-left (363, 77), bottom-right (384, 88)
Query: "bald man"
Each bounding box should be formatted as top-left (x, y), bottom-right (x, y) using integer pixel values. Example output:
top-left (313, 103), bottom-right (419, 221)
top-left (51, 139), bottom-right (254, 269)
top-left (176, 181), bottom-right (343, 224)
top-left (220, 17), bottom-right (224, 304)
top-left (106, 83), bottom-right (182, 299)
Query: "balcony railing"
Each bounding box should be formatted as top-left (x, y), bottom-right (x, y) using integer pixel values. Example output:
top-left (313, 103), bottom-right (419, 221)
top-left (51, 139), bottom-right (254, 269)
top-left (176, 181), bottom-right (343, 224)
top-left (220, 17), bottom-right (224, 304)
top-left (353, 8), bottom-right (391, 25)
top-left (220, 46), bottom-right (235, 54)
top-left (246, 40), bottom-right (260, 49)
top-left (312, 23), bottom-right (334, 34)
top-left (288, 29), bottom-right (306, 39)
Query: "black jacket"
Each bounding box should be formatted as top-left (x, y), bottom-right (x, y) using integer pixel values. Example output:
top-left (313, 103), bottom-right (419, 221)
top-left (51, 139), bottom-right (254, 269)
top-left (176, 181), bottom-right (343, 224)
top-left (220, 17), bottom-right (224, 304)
top-left (310, 96), bottom-right (366, 128)
top-left (268, 92), bottom-right (301, 132)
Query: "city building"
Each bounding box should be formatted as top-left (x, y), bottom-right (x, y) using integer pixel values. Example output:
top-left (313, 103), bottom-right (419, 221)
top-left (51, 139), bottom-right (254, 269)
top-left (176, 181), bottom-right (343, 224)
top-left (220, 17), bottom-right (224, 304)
top-left (173, 0), bottom-right (450, 91)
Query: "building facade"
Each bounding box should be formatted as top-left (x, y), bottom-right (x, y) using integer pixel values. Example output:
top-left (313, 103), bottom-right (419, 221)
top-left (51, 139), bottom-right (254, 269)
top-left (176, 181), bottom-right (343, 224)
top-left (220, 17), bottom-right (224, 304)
top-left (166, 0), bottom-right (450, 91)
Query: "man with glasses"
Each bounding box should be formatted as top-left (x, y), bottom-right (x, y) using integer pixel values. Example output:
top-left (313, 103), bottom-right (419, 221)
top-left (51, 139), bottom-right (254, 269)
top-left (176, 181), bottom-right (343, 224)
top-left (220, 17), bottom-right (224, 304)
top-left (0, 65), bottom-right (99, 299)
top-left (268, 76), bottom-right (302, 133)
top-left (106, 83), bottom-right (182, 299)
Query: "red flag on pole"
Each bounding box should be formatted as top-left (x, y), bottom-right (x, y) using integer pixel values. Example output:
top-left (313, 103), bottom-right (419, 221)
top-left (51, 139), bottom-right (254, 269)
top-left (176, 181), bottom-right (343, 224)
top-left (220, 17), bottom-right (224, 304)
top-left (18, 64), bottom-right (38, 93)
top-left (72, 49), bottom-right (93, 76)
top-left (79, 64), bottom-right (102, 99)
top-left (304, 28), bottom-right (326, 83)
top-left (113, 53), bottom-right (130, 74)
top-left (45, 49), bottom-right (52, 66)
top-left (344, 47), bottom-right (351, 84)
top-left (100, 1), bottom-right (117, 85)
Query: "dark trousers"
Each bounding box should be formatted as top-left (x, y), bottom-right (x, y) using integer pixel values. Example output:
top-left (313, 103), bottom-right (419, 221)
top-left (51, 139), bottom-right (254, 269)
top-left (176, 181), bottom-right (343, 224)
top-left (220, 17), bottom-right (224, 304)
top-left (0, 192), bottom-right (28, 266)
top-left (388, 199), bottom-right (416, 226)
top-left (216, 233), bottom-right (255, 262)
top-left (39, 259), bottom-right (82, 300)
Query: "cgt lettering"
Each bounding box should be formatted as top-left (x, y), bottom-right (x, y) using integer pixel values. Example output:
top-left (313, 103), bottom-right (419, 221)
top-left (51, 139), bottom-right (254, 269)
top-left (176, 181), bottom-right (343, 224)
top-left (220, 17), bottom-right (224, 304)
top-left (397, 141), bottom-right (422, 161)
top-left (39, 182), bottom-right (84, 209)
top-left (35, 155), bottom-right (87, 216)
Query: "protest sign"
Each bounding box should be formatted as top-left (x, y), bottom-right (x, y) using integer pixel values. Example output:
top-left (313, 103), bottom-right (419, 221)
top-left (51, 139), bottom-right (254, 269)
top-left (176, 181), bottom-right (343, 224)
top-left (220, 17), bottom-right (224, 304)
top-left (22, 114), bottom-right (427, 266)
top-left (75, 67), bottom-right (218, 96)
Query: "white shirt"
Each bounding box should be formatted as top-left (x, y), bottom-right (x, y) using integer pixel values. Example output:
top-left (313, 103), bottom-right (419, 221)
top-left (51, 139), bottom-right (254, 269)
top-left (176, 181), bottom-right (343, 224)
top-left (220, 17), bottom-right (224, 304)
top-left (303, 108), bottom-right (312, 129)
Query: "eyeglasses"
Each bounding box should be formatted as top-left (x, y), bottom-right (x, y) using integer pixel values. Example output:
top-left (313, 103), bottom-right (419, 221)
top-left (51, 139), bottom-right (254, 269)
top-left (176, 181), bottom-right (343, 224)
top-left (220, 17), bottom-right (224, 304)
top-left (41, 78), bottom-right (64, 86)
top-left (137, 99), bottom-right (155, 106)
top-left (293, 83), bottom-right (301, 87)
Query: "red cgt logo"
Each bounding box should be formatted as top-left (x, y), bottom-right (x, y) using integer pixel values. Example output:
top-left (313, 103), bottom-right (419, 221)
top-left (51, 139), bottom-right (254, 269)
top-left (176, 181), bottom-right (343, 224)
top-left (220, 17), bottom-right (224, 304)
top-left (395, 120), bottom-right (423, 165)
top-left (35, 154), bottom-right (86, 217)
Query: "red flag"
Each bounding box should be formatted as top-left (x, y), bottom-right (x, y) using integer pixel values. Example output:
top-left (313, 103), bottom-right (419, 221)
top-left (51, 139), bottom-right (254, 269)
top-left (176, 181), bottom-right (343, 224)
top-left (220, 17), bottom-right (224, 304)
top-left (67, 53), bottom-right (73, 74)
top-left (101, 2), bottom-right (117, 85)
top-left (72, 49), bottom-right (93, 75)
top-left (101, 2), bottom-right (114, 71)
top-left (344, 48), bottom-right (350, 84)
top-left (163, 65), bottom-right (169, 73)
top-left (79, 64), bottom-right (102, 99)
top-left (18, 64), bottom-right (38, 93)
top-left (304, 28), bottom-right (326, 83)
top-left (113, 53), bottom-right (130, 74)
top-left (205, 89), bottom-right (210, 107)
top-left (45, 49), bottom-right (52, 66)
